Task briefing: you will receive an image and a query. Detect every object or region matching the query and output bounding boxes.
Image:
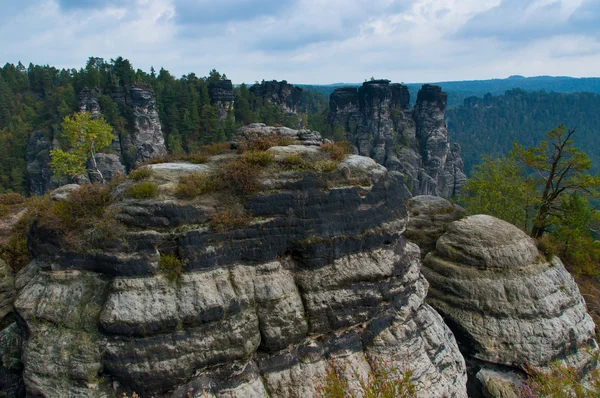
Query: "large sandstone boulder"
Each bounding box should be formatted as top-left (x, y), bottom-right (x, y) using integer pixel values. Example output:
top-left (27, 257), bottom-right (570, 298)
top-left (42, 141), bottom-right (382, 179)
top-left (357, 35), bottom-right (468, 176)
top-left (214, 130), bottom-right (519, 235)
top-left (423, 215), bottom-right (599, 394)
top-left (12, 137), bottom-right (469, 397)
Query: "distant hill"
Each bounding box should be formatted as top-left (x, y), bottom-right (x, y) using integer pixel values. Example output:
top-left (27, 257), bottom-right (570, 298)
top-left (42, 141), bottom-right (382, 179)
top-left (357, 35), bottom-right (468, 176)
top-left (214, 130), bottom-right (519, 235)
top-left (299, 76), bottom-right (600, 108)
top-left (445, 89), bottom-right (600, 175)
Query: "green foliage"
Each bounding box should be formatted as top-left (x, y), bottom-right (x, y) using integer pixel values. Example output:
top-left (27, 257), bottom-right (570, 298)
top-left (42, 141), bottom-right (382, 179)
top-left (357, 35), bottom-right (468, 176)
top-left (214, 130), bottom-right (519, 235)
top-left (242, 150), bottom-right (275, 167)
top-left (124, 181), bottom-right (158, 199)
top-left (460, 155), bottom-right (536, 231)
top-left (0, 204), bottom-right (8, 218)
top-left (200, 142), bottom-right (231, 155)
top-left (50, 112), bottom-right (115, 182)
top-left (282, 154), bottom-right (304, 167)
top-left (317, 358), bottom-right (416, 398)
top-left (312, 160), bottom-right (340, 173)
top-left (159, 254), bottom-right (185, 283)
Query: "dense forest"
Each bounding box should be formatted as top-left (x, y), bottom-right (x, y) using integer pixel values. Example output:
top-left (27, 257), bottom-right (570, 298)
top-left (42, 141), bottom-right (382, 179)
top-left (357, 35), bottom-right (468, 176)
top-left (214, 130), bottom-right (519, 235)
top-left (0, 57), bottom-right (330, 194)
top-left (446, 89), bottom-right (600, 175)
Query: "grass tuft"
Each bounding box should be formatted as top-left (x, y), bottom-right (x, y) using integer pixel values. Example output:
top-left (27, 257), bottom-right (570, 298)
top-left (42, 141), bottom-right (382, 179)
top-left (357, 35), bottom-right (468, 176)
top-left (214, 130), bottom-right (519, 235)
top-left (125, 181), bottom-right (158, 199)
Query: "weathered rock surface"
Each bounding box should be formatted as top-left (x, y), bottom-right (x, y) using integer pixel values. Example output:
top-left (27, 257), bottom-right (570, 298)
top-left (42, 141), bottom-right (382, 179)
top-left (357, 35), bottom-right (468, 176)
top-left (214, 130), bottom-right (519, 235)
top-left (236, 123), bottom-right (323, 146)
top-left (12, 136), bottom-right (469, 397)
top-left (250, 80), bottom-right (303, 115)
top-left (423, 215), bottom-right (599, 394)
top-left (209, 79), bottom-right (235, 121)
top-left (26, 131), bottom-right (60, 196)
top-left (329, 81), bottom-right (466, 197)
top-left (406, 195), bottom-right (467, 257)
top-left (0, 259), bottom-right (14, 322)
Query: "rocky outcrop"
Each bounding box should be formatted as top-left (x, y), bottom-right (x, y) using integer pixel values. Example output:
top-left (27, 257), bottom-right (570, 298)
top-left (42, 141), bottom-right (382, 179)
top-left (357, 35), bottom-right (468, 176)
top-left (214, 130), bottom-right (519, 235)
top-left (118, 86), bottom-right (168, 168)
top-left (25, 131), bottom-right (61, 196)
top-left (236, 123), bottom-right (323, 146)
top-left (422, 215), bottom-right (599, 395)
top-left (209, 79), bottom-right (234, 121)
top-left (10, 133), bottom-right (469, 397)
top-left (406, 195), bottom-right (467, 257)
top-left (328, 81), bottom-right (466, 198)
top-left (250, 80), bottom-right (303, 115)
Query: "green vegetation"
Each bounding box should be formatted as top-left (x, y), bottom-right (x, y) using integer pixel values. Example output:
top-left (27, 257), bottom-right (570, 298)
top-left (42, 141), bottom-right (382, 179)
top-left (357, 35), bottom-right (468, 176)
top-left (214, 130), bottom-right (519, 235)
top-left (50, 112), bottom-right (114, 182)
top-left (317, 359), bottom-right (416, 398)
top-left (200, 142), bottom-right (230, 155)
top-left (159, 254), bottom-right (185, 282)
top-left (217, 159), bottom-right (260, 196)
top-left (312, 159), bottom-right (339, 173)
top-left (128, 167), bottom-right (152, 181)
top-left (282, 154), bottom-right (304, 167)
top-left (124, 181), bottom-right (158, 199)
top-left (242, 150), bottom-right (275, 166)
top-left (447, 90), bottom-right (600, 175)
top-left (460, 125), bottom-right (600, 276)
top-left (0, 58), bottom-right (329, 194)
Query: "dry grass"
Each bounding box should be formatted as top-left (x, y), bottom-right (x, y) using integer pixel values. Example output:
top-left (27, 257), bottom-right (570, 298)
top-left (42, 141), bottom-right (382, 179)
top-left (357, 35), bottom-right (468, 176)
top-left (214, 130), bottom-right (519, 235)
top-left (282, 154), bottom-right (304, 167)
top-left (210, 209), bottom-right (252, 233)
top-left (312, 160), bottom-right (339, 173)
top-left (217, 159), bottom-right (261, 196)
top-left (129, 167), bottom-right (153, 181)
top-left (175, 173), bottom-right (215, 199)
top-left (321, 141), bottom-right (350, 162)
top-left (0, 193), bottom-right (26, 206)
top-left (200, 142), bottom-right (231, 155)
top-left (242, 150), bottom-right (275, 167)
top-left (125, 181), bottom-right (158, 199)
top-left (241, 134), bottom-right (299, 152)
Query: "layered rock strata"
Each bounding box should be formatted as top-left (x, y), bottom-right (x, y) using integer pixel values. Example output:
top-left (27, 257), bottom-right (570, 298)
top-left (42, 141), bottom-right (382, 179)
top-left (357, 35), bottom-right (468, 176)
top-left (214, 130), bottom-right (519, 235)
top-left (10, 130), bottom-right (468, 397)
top-left (328, 81), bottom-right (466, 197)
top-left (422, 215), bottom-right (599, 395)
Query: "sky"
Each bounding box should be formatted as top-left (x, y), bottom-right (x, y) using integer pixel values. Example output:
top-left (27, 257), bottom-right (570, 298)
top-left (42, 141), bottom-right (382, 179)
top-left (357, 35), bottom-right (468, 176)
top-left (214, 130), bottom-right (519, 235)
top-left (0, 0), bottom-right (599, 84)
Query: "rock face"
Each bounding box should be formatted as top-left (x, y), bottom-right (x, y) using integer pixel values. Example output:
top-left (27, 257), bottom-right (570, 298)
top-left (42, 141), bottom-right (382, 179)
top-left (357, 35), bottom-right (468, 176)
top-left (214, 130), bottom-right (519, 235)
top-left (406, 195), bottom-right (467, 257)
top-left (11, 134), bottom-right (469, 397)
top-left (422, 215), bottom-right (599, 395)
top-left (25, 131), bottom-right (60, 196)
top-left (236, 123), bottom-right (323, 146)
top-left (329, 81), bottom-right (466, 198)
top-left (250, 80), bottom-right (303, 114)
top-left (209, 79), bottom-right (235, 121)
top-left (119, 86), bottom-right (168, 168)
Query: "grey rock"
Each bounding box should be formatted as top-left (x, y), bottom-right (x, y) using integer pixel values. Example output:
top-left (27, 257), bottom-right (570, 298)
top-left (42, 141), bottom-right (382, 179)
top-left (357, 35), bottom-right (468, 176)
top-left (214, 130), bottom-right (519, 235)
top-left (424, 215), bottom-right (599, 393)
top-left (0, 259), bottom-right (14, 322)
top-left (0, 322), bottom-right (24, 397)
top-left (328, 81), bottom-right (465, 198)
top-left (87, 153), bottom-right (126, 183)
top-left (49, 183), bottom-right (81, 202)
top-left (406, 195), bottom-right (467, 257)
top-left (236, 123), bottom-right (323, 146)
top-left (26, 131), bottom-right (61, 196)
top-left (250, 80), bottom-right (303, 116)
top-left (209, 80), bottom-right (235, 121)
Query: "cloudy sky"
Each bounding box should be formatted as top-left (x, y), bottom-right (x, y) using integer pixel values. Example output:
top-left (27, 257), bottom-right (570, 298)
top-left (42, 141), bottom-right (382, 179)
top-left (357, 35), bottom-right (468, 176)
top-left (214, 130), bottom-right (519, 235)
top-left (0, 0), bottom-right (598, 84)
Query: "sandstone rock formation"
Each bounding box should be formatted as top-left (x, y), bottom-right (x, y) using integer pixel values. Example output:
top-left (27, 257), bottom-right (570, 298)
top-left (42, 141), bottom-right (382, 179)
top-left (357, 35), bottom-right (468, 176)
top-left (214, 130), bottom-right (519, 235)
top-left (8, 131), bottom-right (469, 397)
top-left (406, 195), bottom-right (467, 257)
top-left (236, 123), bottom-right (323, 146)
top-left (250, 80), bottom-right (304, 127)
top-left (423, 215), bottom-right (599, 395)
top-left (25, 131), bottom-right (60, 196)
top-left (209, 79), bottom-right (235, 121)
top-left (328, 81), bottom-right (466, 198)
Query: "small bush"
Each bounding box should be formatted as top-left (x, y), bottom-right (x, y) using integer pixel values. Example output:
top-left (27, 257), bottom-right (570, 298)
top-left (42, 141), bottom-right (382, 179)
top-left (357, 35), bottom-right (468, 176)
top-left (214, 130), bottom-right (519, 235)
top-left (312, 160), bottom-right (339, 173)
top-left (125, 181), bottom-right (158, 199)
top-left (536, 236), bottom-right (558, 259)
top-left (175, 173), bottom-right (214, 199)
top-left (317, 358), bottom-right (416, 398)
top-left (321, 142), bottom-right (350, 161)
top-left (160, 254), bottom-right (185, 282)
top-left (218, 159), bottom-right (260, 196)
top-left (210, 209), bottom-right (252, 233)
top-left (248, 134), bottom-right (298, 151)
top-left (243, 150), bottom-right (275, 167)
top-left (0, 193), bottom-right (26, 206)
top-left (129, 167), bottom-right (152, 181)
top-left (282, 154), bottom-right (304, 167)
top-left (201, 142), bottom-right (231, 155)
top-left (0, 204), bottom-right (8, 218)
top-left (522, 359), bottom-right (600, 398)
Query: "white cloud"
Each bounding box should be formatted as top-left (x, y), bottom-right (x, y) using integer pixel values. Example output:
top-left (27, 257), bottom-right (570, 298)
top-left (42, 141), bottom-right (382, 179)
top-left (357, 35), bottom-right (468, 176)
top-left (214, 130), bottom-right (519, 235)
top-left (0, 0), bottom-right (599, 84)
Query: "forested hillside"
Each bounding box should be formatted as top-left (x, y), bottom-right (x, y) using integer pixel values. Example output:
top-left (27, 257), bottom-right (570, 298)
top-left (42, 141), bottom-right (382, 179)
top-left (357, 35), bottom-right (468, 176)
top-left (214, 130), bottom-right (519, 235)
top-left (0, 57), bottom-right (330, 194)
top-left (446, 89), bottom-right (600, 174)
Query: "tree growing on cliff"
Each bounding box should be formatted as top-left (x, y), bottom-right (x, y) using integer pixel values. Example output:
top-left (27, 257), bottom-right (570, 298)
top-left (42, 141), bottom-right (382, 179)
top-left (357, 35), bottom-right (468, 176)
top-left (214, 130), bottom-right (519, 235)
top-left (50, 112), bottom-right (114, 183)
